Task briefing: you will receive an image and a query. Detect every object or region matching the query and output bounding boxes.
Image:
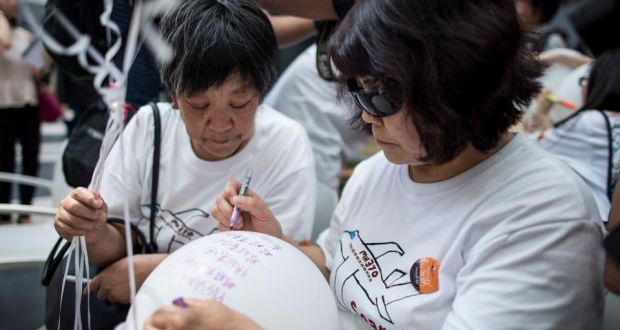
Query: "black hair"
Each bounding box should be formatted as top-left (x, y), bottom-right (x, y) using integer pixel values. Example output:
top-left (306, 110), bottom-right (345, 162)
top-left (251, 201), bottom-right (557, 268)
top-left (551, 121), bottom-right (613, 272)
top-left (159, 0), bottom-right (278, 98)
top-left (329, 0), bottom-right (544, 164)
top-left (582, 50), bottom-right (620, 112)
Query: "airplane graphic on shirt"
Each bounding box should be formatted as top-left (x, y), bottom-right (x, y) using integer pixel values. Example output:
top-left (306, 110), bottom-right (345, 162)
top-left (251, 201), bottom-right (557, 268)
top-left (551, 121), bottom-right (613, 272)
top-left (332, 230), bottom-right (439, 324)
top-left (138, 204), bottom-right (218, 252)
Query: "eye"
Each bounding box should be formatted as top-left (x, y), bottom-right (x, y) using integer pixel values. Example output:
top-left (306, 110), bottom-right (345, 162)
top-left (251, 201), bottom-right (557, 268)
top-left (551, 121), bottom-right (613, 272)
top-left (186, 101), bottom-right (209, 111)
top-left (230, 98), bottom-right (253, 109)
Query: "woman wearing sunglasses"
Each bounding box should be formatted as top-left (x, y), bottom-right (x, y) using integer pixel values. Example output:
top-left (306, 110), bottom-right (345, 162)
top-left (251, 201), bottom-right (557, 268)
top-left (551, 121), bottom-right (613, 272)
top-left (146, 0), bottom-right (605, 329)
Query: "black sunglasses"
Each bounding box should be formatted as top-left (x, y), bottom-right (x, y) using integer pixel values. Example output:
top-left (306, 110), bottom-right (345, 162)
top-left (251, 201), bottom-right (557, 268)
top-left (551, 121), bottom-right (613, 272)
top-left (347, 78), bottom-right (402, 117)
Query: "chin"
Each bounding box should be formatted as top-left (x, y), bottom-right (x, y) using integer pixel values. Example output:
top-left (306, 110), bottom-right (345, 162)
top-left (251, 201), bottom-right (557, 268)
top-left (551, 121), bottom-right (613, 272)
top-left (382, 152), bottom-right (408, 165)
top-left (383, 150), bottom-right (424, 166)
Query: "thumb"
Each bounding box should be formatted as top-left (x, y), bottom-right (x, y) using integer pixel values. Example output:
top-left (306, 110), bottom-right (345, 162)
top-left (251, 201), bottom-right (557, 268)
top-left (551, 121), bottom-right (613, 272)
top-left (85, 275), bottom-right (100, 295)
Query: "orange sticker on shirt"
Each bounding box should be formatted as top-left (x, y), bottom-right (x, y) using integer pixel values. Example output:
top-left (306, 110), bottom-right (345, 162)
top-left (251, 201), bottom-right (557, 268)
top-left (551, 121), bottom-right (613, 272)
top-left (411, 257), bottom-right (440, 294)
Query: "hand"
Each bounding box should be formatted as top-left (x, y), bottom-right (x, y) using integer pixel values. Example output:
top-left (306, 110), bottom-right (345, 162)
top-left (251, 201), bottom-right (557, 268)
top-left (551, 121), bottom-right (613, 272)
top-left (144, 299), bottom-right (263, 330)
top-left (539, 50), bottom-right (592, 70)
top-left (211, 180), bottom-right (284, 239)
top-left (54, 187), bottom-right (108, 244)
top-left (87, 254), bottom-right (166, 304)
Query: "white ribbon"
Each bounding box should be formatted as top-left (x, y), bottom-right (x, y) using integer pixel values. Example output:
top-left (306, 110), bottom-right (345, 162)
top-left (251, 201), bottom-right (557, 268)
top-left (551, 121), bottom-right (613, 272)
top-left (24, 2), bottom-right (174, 329)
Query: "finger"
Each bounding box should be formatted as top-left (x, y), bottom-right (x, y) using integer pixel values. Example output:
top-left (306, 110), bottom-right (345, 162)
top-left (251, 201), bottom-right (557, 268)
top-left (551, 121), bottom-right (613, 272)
top-left (231, 195), bottom-right (263, 215)
top-left (215, 195), bottom-right (235, 222)
top-left (222, 180), bottom-right (242, 200)
top-left (54, 217), bottom-right (88, 239)
top-left (150, 306), bottom-right (186, 329)
top-left (56, 207), bottom-right (100, 231)
top-left (71, 187), bottom-right (104, 209)
top-left (218, 222), bottom-right (232, 232)
top-left (96, 286), bottom-right (107, 302)
top-left (143, 318), bottom-right (161, 330)
top-left (61, 194), bottom-right (107, 223)
top-left (87, 275), bottom-right (101, 294)
top-left (211, 206), bottom-right (233, 231)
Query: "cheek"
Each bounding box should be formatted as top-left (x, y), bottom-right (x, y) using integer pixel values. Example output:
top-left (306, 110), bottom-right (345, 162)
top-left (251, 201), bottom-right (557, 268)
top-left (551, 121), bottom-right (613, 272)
top-left (179, 110), bottom-right (204, 137)
top-left (236, 109), bottom-right (257, 136)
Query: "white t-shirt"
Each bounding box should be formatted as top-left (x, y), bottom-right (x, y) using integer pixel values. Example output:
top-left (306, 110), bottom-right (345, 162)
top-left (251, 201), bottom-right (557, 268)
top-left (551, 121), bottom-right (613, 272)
top-left (538, 110), bottom-right (617, 219)
top-left (101, 103), bottom-right (316, 252)
top-left (317, 134), bottom-right (604, 330)
top-left (265, 44), bottom-right (370, 190)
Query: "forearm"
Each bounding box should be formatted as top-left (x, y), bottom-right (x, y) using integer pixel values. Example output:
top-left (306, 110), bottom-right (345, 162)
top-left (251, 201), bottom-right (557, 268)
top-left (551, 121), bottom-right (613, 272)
top-left (0, 11), bottom-right (11, 51)
top-left (255, 0), bottom-right (338, 20)
top-left (86, 223), bottom-right (130, 267)
top-left (283, 236), bottom-right (330, 280)
top-left (556, 53), bottom-right (592, 69)
top-left (269, 15), bottom-right (316, 48)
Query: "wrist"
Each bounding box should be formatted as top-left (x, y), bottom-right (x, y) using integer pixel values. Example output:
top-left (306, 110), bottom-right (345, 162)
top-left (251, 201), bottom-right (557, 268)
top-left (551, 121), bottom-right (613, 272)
top-left (85, 222), bottom-right (112, 245)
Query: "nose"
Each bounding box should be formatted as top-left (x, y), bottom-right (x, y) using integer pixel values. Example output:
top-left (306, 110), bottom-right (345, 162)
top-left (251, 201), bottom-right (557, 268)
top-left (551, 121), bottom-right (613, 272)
top-left (206, 108), bottom-right (234, 133)
top-left (361, 109), bottom-right (383, 126)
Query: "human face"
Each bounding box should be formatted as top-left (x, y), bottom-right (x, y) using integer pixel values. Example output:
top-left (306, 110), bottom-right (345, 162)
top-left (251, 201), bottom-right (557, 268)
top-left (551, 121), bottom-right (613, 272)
top-left (347, 78), bottom-right (402, 117)
top-left (0, 0), bottom-right (17, 19)
top-left (175, 74), bottom-right (260, 161)
top-left (358, 77), bottom-right (425, 165)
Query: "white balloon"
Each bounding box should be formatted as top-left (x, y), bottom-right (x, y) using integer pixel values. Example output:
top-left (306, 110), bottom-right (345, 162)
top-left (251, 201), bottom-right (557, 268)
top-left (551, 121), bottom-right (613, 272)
top-left (122, 231), bottom-right (339, 330)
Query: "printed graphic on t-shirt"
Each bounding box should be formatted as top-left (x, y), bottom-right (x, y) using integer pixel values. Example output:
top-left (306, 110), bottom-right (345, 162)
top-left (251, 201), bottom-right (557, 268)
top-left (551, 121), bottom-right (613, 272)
top-left (332, 230), bottom-right (439, 327)
top-left (139, 203), bottom-right (218, 252)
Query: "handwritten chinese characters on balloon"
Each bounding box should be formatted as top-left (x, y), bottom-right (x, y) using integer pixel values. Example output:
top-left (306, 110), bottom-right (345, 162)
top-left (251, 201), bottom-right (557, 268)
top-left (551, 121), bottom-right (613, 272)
top-left (173, 233), bottom-right (284, 301)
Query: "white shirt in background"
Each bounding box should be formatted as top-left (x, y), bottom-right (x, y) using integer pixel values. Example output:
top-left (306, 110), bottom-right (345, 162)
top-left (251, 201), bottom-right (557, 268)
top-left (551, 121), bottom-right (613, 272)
top-left (538, 109), bottom-right (619, 220)
top-left (265, 44), bottom-right (370, 190)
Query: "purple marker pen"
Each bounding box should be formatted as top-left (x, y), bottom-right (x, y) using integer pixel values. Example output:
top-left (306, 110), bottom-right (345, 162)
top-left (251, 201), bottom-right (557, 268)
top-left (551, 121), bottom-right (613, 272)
top-left (172, 297), bottom-right (189, 308)
top-left (229, 168), bottom-right (253, 230)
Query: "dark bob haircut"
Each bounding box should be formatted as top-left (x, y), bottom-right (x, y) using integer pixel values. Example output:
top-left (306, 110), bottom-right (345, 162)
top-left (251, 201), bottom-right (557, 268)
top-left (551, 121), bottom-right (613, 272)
top-left (329, 0), bottom-right (544, 164)
top-left (582, 50), bottom-right (620, 113)
top-left (159, 0), bottom-right (278, 98)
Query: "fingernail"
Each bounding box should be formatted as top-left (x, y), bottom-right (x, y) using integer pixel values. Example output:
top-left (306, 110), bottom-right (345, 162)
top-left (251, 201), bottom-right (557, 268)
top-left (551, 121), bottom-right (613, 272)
top-left (232, 196), bottom-right (240, 204)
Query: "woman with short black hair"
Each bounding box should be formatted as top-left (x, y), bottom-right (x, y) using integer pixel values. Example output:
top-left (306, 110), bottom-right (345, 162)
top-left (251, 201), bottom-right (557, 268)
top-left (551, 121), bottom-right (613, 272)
top-left (53, 0), bottom-right (316, 313)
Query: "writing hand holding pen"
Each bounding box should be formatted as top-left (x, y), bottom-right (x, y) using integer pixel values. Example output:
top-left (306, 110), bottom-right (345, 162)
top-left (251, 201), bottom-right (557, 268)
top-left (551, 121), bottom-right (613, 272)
top-left (211, 179), bottom-right (284, 240)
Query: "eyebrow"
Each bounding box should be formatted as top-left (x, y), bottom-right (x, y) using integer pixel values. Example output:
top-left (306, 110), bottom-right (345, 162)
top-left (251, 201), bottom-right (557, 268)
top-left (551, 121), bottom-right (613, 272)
top-left (229, 83), bottom-right (254, 95)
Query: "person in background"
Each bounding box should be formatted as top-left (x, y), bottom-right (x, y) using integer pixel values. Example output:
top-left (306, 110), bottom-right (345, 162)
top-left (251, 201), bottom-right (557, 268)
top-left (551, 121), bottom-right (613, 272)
top-left (515, 0), bottom-right (565, 51)
top-left (0, 0), bottom-right (40, 224)
top-left (515, 0), bottom-right (560, 32)
top-left (533, 50), bottom-right (620, 220)
top-left (52, 0), bottom-right (315, 311)
top-left (147, 0), bottom-right (605, 329)
top-left (264, 0), bottom-right (369, 191)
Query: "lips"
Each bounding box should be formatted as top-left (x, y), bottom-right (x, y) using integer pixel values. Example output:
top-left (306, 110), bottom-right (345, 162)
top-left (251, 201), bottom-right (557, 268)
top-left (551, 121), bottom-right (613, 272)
top-left (207, 136), bottom-right (240, 146)
top-left (375, 138), bottom-right (395, 146)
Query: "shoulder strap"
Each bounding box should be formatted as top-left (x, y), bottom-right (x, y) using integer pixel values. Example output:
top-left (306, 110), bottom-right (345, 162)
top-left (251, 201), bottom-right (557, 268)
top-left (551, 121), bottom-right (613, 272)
top-left (148, 102), bottom-right (161, 253)
top-left (596, 109), bottom-right (614, 201)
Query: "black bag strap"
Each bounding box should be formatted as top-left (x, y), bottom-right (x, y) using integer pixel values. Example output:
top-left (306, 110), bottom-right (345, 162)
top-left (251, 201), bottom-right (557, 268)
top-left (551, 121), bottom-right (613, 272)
top-left (42, 103), bottom-right (162, 285)
top-left (147, 102), bottom-right (161, 253)
top-left (554, 108), bottom-right (616, 201)
top-left (41, 236), bottom-right (71, 286)
top-left (596, 109), bottom-right (614, 201)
